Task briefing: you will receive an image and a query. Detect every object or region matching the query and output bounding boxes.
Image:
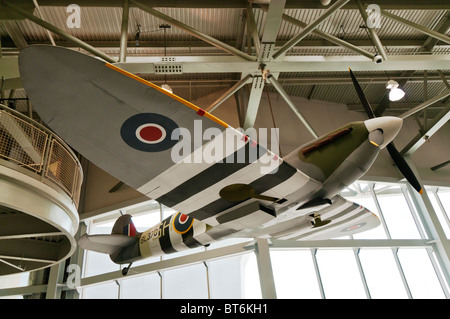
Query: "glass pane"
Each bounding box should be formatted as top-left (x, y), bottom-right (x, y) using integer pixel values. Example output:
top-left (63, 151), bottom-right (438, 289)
top-left (208, 255), bottom-right (247, 298)
top-left (208, 252), bottom-right (261, 299)
top-left (242, 253), bottom-right (261, 299)
top-left (315, 249), bottom-right (366, 299)
top-left (397, 248), bottom-right (446, 299)
top-left (83, 251), bottom-right (119, 277)
top-left (81, 281), bottom-right (118, 299)
top-left (121, 273), bottom-right (161, 299)
top-left (270, 250), bottom-right (321, 299)
top-left (437, 188), bottom-right (450, 213)
top-left (427, 190), bottom-right (450, 239)
top-left (376, 186), bottom-right (422, 239)
top-left (163, 263), bottom-right (208, 298)
top-left (358, 249), bottom-right (408, 299)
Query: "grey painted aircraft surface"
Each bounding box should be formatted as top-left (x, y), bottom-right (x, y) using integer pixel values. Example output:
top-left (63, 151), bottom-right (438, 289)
top-left (18, 46), bottom-right (422, 275)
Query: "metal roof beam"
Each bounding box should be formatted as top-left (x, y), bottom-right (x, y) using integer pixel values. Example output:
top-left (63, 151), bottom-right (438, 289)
top-left (381, 9), bottom-right (450, 45)
top-left (272, 0), bottom-right (350, 60)
top-left (32, 0), bottom-right (56, 46)
top-left (401, 103), bottom-right (450, 156)
top-left (356, 0), bottom-right (388, 61)
top-left (4, 0), bottom-right (449, 10)
top-left (0, 21), bottom-right (28, 50)
top-left (273, 9), bottom-right (374, 60)
top-left (13, 39), bottom-right (447, 50)
top-left (2, 0), bottom-right (117, 63)
top-left (119, 0), bottom-right (130, 62)
top-left (112, 54), bottom-right (450, 74)
top-left (246, 2), bottom-right (261, 58)
top-left (399, 88), bottom-right (450, 119)
top-left (267, 74), bottom-right (318, 138)
top-left (242, 0), bottom-right (286, 129)
top-left (130, 0), bottom-right (256, 62)
top-left (206, 73), bottom-right (253, 113)
top-left (277, 74), bottom-right (450, 85)
top-left (373, 12), bottom-right (450, 117)
top-left (422, 10), bottom-right (450, 52)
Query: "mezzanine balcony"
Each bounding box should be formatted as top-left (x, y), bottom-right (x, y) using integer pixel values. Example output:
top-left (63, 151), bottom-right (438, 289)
top-left (0, 103), bottom-right (82, 276)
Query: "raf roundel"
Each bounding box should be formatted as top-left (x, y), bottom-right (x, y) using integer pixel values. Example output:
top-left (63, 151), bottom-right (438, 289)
top-left (342, 222), bottom-right (367, 232)
top-left (121, 113), bottom-right (179, 152)
top-left (172, 212), bottom-right (194, 234)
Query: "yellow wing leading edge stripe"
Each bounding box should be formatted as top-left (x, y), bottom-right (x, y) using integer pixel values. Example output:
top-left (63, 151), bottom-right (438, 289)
top-left (105, 63), bottom-right (229, 129)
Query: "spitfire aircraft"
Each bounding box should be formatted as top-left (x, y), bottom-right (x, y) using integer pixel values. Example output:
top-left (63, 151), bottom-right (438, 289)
top-left (18, 45), bottom-right (423, 276)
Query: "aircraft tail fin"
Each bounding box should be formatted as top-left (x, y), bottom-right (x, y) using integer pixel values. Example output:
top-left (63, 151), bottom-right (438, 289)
top-left (78, 214), bottom-right (140, 256)
top-left (112, 214), bottom-right (138, 237)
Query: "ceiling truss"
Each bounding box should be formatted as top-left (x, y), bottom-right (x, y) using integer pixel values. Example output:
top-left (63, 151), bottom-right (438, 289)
top-left (0, 0), bottom-right (449, 157)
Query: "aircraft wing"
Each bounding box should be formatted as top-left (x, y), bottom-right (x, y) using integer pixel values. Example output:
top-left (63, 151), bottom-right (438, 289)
top-left (19, 46), bottom-right (319, 223)
top-left (19, 46), bottom-right (381, 249)
top-left (199, 195), bottom-right (379, 240)
top-left (19, 45), bottom-right (229, 191)
top-left (266, 195), bottom-right (380, 240)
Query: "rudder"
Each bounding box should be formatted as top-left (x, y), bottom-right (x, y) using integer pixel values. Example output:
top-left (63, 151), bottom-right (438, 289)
top-left (112, 214), bottom-right (138, 237)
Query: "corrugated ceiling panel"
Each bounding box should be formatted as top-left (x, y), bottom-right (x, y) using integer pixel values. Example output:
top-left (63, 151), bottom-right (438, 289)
top-left (278, 9), bottom-right (447, 42)
top-left (13, 7), bottom-right (244, 43)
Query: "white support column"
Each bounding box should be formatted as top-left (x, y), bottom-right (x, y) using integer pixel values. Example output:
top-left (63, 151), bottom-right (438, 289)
top-left (45, 262), bottom-right (65, 299)
top-left (403, 160), bottom-right (450, 285)
top-left (353, 248), bottom-right (371, 299)
top-left (254, 238), bottom-right (277, 299)
top-left (64, 222), bottom-right (87, 299)
top-left (370, 184), bottom-right (413, 298)
top-left (310, 248), bottom-right (325, 299)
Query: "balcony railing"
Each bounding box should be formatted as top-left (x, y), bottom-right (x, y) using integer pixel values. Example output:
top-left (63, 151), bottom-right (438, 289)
top-left (0, 103), bottom-right (83, 209)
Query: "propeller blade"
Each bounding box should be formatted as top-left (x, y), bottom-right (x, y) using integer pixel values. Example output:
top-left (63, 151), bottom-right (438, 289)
top-left (386, 143), bottom-right (423, 194)
top-left (348, 68), bottom-right (423, 194)
top-left (348, 68), bottom-right (376, 119)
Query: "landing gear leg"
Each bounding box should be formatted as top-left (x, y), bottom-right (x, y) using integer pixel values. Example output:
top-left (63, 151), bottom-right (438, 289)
top-left (122, 263), bottom-right (133, 276)
top-left (310, 213), bottom-right (332, 228)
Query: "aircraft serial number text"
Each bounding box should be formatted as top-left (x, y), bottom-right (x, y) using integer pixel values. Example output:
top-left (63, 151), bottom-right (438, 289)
top-left (139, 220), bottom-right (170, 244)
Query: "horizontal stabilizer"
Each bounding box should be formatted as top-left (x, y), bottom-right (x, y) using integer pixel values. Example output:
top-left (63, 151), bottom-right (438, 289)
top-left (78, 234), bottom-right (138, 255)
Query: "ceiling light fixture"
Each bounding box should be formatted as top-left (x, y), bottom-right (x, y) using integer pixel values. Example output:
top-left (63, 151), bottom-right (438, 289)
top-left (386, 79), bottom-right (405, 101)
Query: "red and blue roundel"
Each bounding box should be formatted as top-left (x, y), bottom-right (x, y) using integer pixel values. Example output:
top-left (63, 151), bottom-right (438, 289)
top-left (342, 222), bottom-right (367, 232)
top-left (120, 113), bottom-right (179, 152)
top-left (172, 212), bottom-right (194, 234)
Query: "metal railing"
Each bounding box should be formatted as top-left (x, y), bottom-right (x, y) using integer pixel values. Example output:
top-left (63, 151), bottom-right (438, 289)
top-left (0, 104), bottom-right (83, 209)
